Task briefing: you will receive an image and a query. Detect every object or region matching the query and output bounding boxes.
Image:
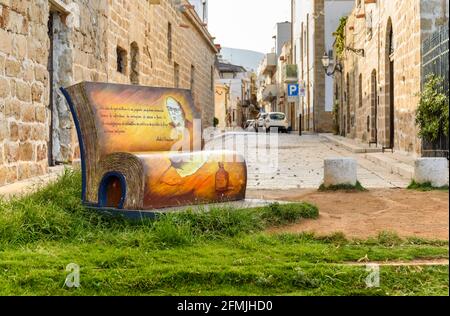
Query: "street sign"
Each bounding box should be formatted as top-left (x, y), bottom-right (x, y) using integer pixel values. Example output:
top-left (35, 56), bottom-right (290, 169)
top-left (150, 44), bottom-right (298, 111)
top-left (287, 84), bottom-right (299, 97)
top-left (299, 81), bottom-right (306, 97)
top-left (287, 84), bottom-right (299, 103)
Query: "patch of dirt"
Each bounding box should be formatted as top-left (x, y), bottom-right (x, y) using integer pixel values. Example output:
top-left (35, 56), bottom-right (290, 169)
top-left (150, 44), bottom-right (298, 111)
top-left (247, 189), bottom-right (449, 240)
top-left (342, 259), bottom-right (449, 267)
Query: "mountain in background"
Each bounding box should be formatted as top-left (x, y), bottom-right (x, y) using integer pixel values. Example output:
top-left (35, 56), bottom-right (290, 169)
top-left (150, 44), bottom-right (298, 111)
top-left (219, 47), bottom-right (264, 72)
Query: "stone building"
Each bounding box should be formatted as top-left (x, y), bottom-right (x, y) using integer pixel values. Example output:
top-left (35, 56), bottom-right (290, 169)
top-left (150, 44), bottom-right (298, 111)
top-left (256, 51), bottom-right (277, 113)
top-left (257, 22), bottom-right (292, 115)
top-left (0, 0), bottom-right (218, 187)
top-left (275, 40), bottom-right (298, 130)
top-left (214, 82), bottom-right (230, 130)
top-left (333, 0), bottom-right (448, 155)
top-left (215, 58), bottom-right (252, 128)
top-left (292, 0), bottom-right (354, 133)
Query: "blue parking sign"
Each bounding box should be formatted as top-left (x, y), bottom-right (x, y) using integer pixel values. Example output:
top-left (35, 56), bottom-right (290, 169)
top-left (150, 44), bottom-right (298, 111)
top-left (287, 84), bottom-right (299, 97)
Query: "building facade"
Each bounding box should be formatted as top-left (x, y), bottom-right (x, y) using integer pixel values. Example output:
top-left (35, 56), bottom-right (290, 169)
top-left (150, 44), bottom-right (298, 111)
top-left (333, 0), bottom-right (448, 155)
top-left (276, 40), bottom-right (299, 130)
top-left (256, 52), bottom-right (277, 113)
top-left (215, 59), bottom-right (255, 128)
top-left (0, 0), bottom-right (217, 187)
top-left (292, 0), bottom-right (354, 132)
top-left (257, 22), bottom-right (293, 116)
top-left (214, 82), bottom-right (230, 130)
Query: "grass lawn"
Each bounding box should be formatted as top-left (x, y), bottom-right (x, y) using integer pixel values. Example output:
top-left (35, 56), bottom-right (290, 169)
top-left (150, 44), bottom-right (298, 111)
top-left (0, 170), bottom-right (448, 296)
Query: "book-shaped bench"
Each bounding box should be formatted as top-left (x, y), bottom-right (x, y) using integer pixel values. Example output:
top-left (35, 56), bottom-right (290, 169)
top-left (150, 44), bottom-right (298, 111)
top-left (61, 82), bottom-right (247, 214)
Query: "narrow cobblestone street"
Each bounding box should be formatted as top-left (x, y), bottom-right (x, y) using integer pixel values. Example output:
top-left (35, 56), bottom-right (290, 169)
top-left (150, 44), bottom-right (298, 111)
top-left (207, 132), bottom-right (411, 190)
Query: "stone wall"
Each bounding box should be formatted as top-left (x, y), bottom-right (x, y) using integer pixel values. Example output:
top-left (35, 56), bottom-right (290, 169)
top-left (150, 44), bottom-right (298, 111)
top-left (0, 0), bottom-right (50, 185)
top-left (334, 0), bottom-right (448, 155)
top-left (0, 0), bottom-right (217, 187)
top-left (106, 0), bottom-right (216, 127)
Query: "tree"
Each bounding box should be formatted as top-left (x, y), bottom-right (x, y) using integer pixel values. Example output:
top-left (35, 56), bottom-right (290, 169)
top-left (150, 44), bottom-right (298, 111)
top-left (416, 75), bottom-right (449, 142)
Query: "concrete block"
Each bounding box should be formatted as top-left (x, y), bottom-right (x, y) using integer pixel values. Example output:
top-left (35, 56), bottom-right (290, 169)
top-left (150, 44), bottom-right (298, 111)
top-left (324, 158), bottom-right (357, 187)
top-left (414, 158), bottom-right (449, 187)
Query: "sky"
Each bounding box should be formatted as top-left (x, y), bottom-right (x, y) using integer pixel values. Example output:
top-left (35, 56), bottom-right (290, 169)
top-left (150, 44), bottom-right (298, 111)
top-left (208, 0), bottom-right (291, 54)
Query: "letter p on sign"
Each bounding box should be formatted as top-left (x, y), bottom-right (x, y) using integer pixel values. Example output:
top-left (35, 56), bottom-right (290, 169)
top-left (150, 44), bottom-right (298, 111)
top-left (288, 84), bottom-right (299, 97)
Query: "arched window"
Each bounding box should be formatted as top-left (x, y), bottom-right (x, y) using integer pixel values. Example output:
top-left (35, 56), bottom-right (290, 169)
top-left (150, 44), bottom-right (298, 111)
top-left (359, 73), bottom-right (363, 108)
top-left (130, 42), bottom-right (140, 84)
top-left (116, 46), bottom-right (127, 74)
top-left (370, 69), bottom-right (378, 143)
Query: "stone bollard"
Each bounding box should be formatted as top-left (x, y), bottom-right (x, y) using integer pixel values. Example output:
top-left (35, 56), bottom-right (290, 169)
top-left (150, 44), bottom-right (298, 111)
top-left (414, 158), bottom-right (449, 187)
top-left (324, 158), bottom-right (357, 187)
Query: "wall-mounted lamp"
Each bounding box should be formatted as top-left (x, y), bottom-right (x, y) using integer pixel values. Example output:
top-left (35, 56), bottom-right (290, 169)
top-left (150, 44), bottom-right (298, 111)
top-left (321, 52), bottom-right (343, 76)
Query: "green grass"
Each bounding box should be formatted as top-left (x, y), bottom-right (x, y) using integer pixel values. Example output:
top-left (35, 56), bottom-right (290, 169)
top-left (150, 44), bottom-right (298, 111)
top-left (407, 180), bottom-right (449, 192)
top-left (319, 181), bottom-right (367, 192)
top-left (0, 170), bottom-right (448, 296)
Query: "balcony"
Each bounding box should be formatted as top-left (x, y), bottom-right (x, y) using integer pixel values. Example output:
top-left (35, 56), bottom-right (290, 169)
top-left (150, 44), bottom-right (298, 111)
top-left (261, 53), bottom-right (277, 75)
top-left (262, 84), bottom-right (277, 101)
top-left (282, 64), bottom-right (298, 83)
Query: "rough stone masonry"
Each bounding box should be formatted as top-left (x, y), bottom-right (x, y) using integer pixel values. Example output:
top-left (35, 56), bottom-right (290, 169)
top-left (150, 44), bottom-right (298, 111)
top-left (0, 0), bottom-right (218, 186)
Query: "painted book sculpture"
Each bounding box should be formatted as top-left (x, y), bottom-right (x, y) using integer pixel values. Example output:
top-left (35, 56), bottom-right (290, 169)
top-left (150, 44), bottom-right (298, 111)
top-left (61, 82), bottom-right (247, 213)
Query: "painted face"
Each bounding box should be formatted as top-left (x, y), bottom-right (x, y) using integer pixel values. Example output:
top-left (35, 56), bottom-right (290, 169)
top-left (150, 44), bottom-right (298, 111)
top-left (166, 97), bottom-right (185, 131)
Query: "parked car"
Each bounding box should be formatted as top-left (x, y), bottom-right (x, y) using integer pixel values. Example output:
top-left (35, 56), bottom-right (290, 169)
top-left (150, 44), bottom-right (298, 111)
top-left (264, 112), bottom-right (289, 133)
top-left (256, 113), bottom-right (268, 132)
top-left (244, 120), bottom-right (255, 129)
top-left (246, 120), bottom-right (257, 132)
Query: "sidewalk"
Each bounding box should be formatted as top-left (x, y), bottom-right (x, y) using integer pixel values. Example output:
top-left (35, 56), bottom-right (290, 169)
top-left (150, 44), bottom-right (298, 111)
top-left (321, 133), bottom-right (383, 153)
top-left (321, 133), bottom-right (415, 179)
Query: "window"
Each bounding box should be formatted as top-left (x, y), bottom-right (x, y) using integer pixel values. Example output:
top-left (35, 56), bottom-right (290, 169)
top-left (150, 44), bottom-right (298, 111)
top-left (211, 66), bottom-right (214, 91)
top-left (168, 22), bottom-right (172, 60)
top-left (130, 42), bottom-right (139, 84)
top-left (300, 23), bottom-right (304, 62)
top-left (359, 73), bottom-right (363, 107)
top-left (174, 62), bottom-right (179, 88)
top-left (270, 113), bottom-right (285, 120)
top-left (190, 65), bottom-right (195, 91)
top-left (116, 46), bottom-right (127, 74)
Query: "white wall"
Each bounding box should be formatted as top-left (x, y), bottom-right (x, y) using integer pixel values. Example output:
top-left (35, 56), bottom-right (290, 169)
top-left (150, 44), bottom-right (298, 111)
top-left (274, 22), bottom-right (292, 57)
top-left (189, 0), bottom-right (208, 23)
top-left (324, 0), bottom-right (354, 111)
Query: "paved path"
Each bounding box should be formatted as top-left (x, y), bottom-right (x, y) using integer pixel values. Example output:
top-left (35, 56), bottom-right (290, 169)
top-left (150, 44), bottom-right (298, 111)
top-left (1, 132), bottom-right (413, 199)
top-left (206, 132), bottom-right (411, 190)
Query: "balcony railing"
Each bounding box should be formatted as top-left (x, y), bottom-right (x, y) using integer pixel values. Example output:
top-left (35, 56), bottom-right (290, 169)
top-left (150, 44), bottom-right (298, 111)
top-left (262, 84), bottom-right (277, 101)
top-left (261, 53), bottom-right (277, 75)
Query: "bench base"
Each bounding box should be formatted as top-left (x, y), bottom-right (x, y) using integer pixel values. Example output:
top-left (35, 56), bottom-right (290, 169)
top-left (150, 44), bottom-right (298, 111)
top-left (87, 199), bottom-right (289, 220)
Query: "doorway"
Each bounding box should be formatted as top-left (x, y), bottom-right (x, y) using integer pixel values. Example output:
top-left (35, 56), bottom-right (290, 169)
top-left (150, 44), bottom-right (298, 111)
top-left (98, 173), bottom-right (126, 209)
top-left (370, 70), bottom-right (378, 144)
top-left (47, 12), bottom-right (55, 166)
top-left (386, 19), bottom-right (395, 149)
top-left (290, 102), bottom-right (296, 131)
top-left (47, 7), bottom-right (74, 164)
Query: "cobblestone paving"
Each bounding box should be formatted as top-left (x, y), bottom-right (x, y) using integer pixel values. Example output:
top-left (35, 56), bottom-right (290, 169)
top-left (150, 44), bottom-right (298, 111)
top-left (206, 132), bottom-right (411, 190)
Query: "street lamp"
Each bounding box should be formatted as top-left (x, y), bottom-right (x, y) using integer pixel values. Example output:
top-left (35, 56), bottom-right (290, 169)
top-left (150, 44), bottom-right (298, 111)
top-left (321, 52), bottom-right (343, 76)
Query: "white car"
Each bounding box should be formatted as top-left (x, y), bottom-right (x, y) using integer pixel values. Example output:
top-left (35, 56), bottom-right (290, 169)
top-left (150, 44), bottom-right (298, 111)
top-left (264, 112), bottom-right (289, 133)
